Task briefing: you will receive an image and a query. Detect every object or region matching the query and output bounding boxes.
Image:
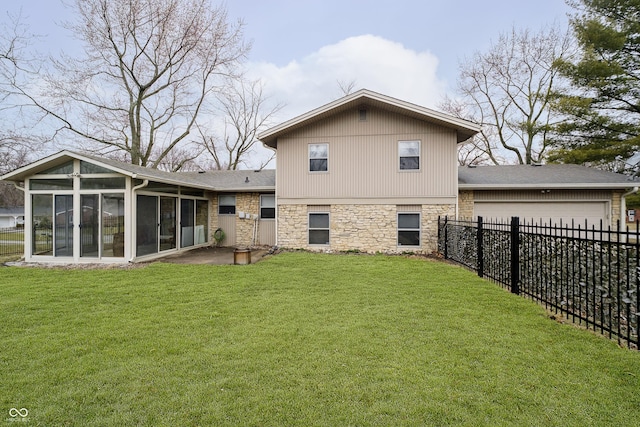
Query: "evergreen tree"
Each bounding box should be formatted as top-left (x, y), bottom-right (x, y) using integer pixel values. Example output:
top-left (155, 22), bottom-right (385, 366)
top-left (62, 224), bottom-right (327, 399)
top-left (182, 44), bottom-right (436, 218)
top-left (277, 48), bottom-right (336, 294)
top-left (549, 0), bottom-right (640, 175)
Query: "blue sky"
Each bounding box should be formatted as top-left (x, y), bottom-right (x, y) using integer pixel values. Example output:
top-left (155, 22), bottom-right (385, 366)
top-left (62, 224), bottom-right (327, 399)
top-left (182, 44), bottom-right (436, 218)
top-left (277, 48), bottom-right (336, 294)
top-left (5, 0), bottom-right (573, 166)
top-left (8, 0), bottom-right (572, 115)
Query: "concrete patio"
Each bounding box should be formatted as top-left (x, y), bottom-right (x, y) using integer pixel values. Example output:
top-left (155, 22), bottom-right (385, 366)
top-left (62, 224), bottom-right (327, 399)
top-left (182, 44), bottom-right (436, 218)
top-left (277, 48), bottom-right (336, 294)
top-left (157, 246), bottom-right (271, 265)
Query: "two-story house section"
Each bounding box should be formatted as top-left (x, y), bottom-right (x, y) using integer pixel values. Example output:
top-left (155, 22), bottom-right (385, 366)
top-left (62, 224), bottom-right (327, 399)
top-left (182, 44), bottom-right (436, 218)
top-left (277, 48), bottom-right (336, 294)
top-left (258, 89), bottom-right (481, 254)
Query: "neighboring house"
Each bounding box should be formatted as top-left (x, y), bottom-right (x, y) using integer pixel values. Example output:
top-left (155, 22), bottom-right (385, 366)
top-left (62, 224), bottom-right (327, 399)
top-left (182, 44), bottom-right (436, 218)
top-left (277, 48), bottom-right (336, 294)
top-left (0, 151), bottom-right (275, 263)
top-left (3, 89), bottom-right (639, 264)
top-left (257, 89), bottom-right (481, 254)
top-left (458, 164), bottom-right (639, 227)
top-left (0, 207), bottom-right (25, 228)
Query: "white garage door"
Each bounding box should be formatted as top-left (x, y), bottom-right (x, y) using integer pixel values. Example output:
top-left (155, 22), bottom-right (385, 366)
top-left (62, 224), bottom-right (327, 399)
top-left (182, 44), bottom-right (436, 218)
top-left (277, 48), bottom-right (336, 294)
top-left (474, 201), bottom-right (609, 227)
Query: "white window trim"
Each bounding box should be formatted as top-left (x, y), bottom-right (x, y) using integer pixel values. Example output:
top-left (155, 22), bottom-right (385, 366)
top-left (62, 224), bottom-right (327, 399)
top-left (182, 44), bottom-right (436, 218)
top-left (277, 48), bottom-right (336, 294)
top-left (260, 194), bottom-right (276, 220)
top-left (218, 194), bottom-right (236, 215)
top-left (397, 212), bottom-right (421, 247)
top-left (398, 140), bottom-right (421, 172)
top-left (308, 212), bottom-right (330, 245)
top-left (309, 143), bottom-right (329, 173)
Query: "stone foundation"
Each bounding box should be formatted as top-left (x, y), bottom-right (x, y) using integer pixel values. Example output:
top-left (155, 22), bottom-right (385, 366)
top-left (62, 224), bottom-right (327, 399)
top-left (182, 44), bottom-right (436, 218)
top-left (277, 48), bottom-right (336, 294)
top-left (278, 203), bottom-right (455, 254)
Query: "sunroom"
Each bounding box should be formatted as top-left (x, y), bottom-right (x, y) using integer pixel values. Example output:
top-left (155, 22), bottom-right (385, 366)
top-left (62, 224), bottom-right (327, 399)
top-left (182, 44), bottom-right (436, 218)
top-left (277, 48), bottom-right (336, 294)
top-left (2, 151), bottom-right (211, 263)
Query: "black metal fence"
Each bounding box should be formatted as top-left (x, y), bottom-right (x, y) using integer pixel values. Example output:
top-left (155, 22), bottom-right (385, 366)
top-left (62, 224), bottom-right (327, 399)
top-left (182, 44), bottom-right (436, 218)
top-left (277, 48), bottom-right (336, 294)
top-left (438, 216), bottom-right (640, 350)
top-left (0, 227), bottom-right (25, 257)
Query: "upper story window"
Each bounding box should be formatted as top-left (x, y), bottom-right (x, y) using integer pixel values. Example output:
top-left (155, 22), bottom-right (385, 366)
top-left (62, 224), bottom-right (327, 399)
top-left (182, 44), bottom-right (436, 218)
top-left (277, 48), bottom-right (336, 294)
top-left (218, 194), bottom-right (236, 215)
top-left (309, 143), bottom-right (328, 172)
top-left (399, 140), bottom-right (420, 170)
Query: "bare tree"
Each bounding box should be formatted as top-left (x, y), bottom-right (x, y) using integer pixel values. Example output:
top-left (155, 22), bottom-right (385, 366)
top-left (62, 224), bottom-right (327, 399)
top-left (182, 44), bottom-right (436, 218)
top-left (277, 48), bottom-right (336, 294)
top-left (15, 0), bottom-right (248, 169)
top-left (200, 78), bottom-right (282, 170)
top-left (337, 79), bottom-right (357, 96)
top-left (441, 25), bottom-right (573, 165)
top-left (0, 10), bottom-right (46, 206)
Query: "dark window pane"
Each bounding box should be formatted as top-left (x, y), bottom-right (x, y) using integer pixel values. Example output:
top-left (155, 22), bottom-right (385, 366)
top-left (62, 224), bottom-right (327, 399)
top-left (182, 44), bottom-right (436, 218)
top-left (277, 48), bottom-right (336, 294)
top-left (261, 207), bottom-right (276, 219)
top-left (146, 182), bottom-right (179, 193)
top-left (398, 213), bottom-right (420, 229)
top-left (309, 229), bottom-right (330, 245)
top-left (310, 158), bottom-right (328, 172)
top-left (309, 213), bottom-right (329, 228)
top-left (219, 205), bottom-right (236, 215)
top-left (398, 230), bottom-right (420, 246)
top-left (40, 161), bottom-right (74, 175)
top-left (80, 177), bottom-right (126, 189)
top-left (400, 156), bottom-right (419, 170)
top-left (30, 179), bottom-right (74, 190)
top-left (80, 161), bottom-right (113, 174)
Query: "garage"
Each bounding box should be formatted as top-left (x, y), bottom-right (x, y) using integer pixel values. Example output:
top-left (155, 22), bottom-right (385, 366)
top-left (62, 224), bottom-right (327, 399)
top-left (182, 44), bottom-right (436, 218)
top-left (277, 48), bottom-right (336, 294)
top-left (458, 164), bottom-right (637, 229)
top-left (473, 201), bottom-right (608, 227)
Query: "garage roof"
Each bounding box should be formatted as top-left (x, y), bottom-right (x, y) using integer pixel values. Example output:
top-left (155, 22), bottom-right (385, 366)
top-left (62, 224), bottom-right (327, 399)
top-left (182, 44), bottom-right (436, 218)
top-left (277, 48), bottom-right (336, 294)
top-left (458, 164), bottom-right (639, 190)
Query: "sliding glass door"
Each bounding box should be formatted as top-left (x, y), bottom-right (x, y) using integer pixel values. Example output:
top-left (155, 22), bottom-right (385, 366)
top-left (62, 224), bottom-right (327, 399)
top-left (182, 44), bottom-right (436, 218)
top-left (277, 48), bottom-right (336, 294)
top-left (180, 199), bottom-right (195, 248)
top-left (160, 197), bottom-right (176, 251)
top-left (54, 195), bottom-right (73, 257)
top-left (80, 194), bottom-right (99, 257)
top-left (136, 195), bottom-right (159, 257)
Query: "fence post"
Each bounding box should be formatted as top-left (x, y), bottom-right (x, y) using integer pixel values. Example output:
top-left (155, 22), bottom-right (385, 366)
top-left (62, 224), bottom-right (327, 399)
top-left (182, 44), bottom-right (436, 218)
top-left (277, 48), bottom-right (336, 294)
top-left (510, 216), bottom-right (520, 295)
top-left (443, 216), bottom-right (449, 260)
top-left (477, 216), bottom-right (484, 278)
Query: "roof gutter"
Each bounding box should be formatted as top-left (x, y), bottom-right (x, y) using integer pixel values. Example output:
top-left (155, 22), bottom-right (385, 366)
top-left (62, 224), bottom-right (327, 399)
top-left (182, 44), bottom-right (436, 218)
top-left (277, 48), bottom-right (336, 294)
top-left (458, 183), bottom-right (637, 190)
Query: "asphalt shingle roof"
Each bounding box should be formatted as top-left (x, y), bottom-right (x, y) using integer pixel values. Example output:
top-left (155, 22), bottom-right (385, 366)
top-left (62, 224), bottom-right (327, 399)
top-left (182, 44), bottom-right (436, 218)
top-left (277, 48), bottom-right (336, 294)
top-left (458, 164), bottom-right (638, 189)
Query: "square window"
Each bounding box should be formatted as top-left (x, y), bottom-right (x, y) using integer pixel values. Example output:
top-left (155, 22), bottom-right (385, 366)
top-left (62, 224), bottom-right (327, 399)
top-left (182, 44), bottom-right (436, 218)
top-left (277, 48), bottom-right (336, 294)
top-left (260, 194), bottom-right (275, 219)
top-left (309, 143), bottom-right (328, 172)
top-left (398, 213), bottom-right (420, 246)
top-left (218, 194), bottom-right (236, 215)
top-left (399, 140), bottom-right (420, 170)
top-left (309, 213), bottom-right (330, 245)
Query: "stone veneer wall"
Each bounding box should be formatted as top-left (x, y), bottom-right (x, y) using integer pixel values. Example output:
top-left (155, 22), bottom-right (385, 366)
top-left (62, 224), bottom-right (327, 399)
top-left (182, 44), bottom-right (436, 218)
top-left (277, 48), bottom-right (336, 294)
top-left (457, 190), bottom-right (474, 219)
top-left (612, 190), bottom-right (623, 225)
top-left (277, 203), bottom-right (455, 254)
top-left (207, 192), bottom-right (218, 240)
top-left (235, 193), bottom-right (261, 247)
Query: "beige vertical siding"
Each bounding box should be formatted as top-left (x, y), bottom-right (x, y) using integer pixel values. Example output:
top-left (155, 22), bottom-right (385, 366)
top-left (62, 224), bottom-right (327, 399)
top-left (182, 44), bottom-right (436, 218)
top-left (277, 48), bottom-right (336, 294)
top-left (276, 106), bottom-right (458, 200)
top-left (217, 215), bottom-right (236, 246)
top-left (258, 220), bottom-right (276, 245)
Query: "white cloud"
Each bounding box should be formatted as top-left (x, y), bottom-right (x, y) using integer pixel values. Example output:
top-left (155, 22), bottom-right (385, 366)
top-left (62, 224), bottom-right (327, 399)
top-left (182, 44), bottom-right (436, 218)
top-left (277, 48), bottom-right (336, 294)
top-left (249, 34), bottom-right (446, 121)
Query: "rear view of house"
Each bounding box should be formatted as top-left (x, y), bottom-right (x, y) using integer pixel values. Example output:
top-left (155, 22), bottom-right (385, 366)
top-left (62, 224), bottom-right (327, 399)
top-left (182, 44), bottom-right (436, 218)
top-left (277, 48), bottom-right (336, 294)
top-left (258, 89), bottom-right (481, 254)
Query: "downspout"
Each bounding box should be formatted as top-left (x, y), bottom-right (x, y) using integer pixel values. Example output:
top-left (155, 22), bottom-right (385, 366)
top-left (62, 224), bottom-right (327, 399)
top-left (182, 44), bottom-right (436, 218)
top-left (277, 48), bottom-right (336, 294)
top-left (263, 142), bottom-right (278, 247)
top-left (130, 178), bottom-right (149, 262)
top-left (13, 182), bottom-right (25, 193)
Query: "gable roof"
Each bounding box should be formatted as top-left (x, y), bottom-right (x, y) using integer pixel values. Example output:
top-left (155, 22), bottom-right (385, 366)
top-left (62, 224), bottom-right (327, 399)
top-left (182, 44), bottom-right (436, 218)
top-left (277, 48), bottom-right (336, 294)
top-left (458, 164), bottom-right (639, 190)
top-left (257, 89), bottom-right (481, 148)
top-left (1, 151), bottom-right (275, 192)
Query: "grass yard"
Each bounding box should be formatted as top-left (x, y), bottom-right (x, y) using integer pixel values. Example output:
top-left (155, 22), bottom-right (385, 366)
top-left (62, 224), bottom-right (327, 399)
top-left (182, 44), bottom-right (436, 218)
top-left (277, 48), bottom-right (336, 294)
top-left (1, 252), bottom-right (639, 426)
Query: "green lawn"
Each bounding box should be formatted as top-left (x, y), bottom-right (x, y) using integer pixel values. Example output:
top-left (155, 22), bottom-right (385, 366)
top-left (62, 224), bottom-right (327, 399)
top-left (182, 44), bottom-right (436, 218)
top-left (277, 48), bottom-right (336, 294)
top-left (1, 252), bottom-right (639, 426)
